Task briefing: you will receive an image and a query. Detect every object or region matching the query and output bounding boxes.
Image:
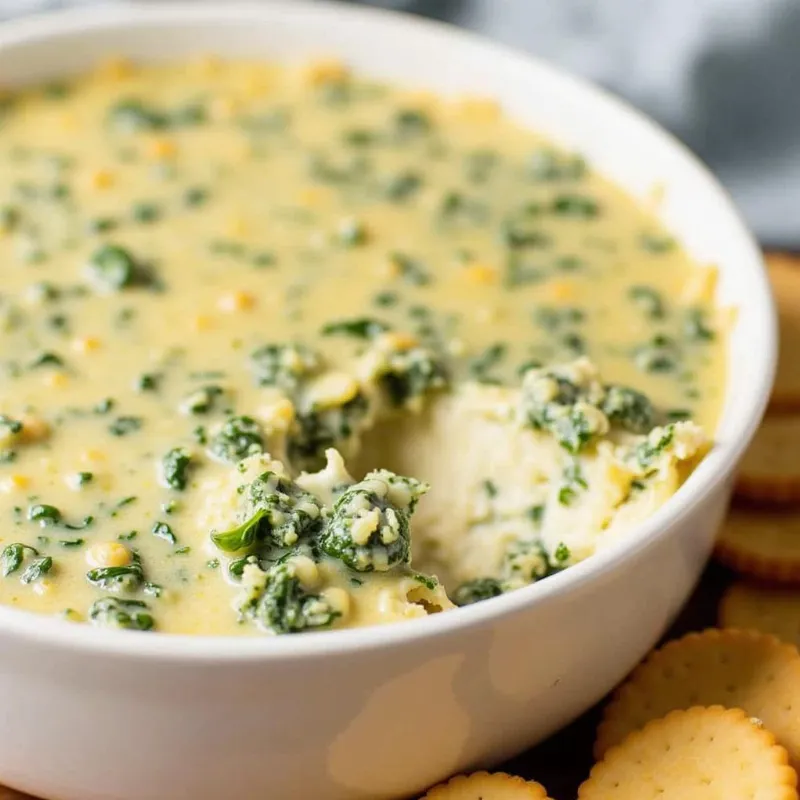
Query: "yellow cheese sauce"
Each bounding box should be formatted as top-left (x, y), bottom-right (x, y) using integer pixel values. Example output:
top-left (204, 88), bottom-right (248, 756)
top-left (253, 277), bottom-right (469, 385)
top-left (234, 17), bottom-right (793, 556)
top-left (0, 59), bottom-right (726, 635)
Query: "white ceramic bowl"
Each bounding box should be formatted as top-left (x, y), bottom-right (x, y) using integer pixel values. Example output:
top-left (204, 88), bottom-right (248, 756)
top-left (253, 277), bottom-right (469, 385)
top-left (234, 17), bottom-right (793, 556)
top-left (0, 3), bottom-right (775, 799)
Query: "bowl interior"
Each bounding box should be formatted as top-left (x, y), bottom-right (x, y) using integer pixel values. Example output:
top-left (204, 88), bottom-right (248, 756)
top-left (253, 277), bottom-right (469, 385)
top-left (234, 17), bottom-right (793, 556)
top-left (0, 0), bottom-right (775, 657)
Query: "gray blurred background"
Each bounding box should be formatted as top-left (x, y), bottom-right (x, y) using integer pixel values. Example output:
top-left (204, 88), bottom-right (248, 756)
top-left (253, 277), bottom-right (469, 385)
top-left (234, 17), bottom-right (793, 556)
top-left (1, 0), bottom-right (797, 247)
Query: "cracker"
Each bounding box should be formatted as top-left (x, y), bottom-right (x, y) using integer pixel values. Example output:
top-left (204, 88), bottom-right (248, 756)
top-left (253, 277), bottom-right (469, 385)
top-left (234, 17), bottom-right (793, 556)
top-left (720, 582), bottom-right (800, 647)
top-left (715, 508), bottom-right (800, 583)
top-left (766, 253), bottom-right (800, 411)
top-left (421, 771), bottom-right (552, 799)
top-left (580, 706), bottom-right (797, 799)
top-left (736, 416), bottom-right (800, 503)
top-left (594, 628), bottom-right (800, 768)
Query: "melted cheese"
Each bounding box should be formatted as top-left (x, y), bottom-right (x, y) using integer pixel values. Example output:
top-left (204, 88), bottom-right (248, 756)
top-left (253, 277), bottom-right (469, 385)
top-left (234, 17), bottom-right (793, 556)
top-left (0, 59), bottom-right (725, 634)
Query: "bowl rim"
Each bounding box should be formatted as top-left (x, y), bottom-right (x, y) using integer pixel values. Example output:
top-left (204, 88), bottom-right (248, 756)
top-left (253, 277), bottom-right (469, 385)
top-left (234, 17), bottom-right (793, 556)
top-left (0, 0), bottom-right (776, 662)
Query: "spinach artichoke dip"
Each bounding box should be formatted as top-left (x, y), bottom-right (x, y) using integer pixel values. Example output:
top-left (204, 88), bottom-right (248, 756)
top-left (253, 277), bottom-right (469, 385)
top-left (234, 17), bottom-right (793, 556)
top-left (0, 58), bottom-right (725, 635)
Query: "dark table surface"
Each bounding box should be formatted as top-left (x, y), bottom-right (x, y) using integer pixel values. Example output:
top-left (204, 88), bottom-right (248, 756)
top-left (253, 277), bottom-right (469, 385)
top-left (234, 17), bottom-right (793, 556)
top-left (500, 561), bottom-right (732, 799)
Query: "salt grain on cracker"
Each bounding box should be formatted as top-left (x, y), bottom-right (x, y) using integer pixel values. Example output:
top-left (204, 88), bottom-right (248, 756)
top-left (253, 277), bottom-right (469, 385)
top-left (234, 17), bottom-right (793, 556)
top-left (581, 706), bottom-right (797, 799)
top-left (594, 628), bottom-right (800, 769)
top-left (421, 771), bottom-right (552, 799)
top-left (715, 508), bottom-right (800, 583)
top-left (736, 416), bottom-right (800, 504)
top-left (720, 582), bottom-right (800, 647)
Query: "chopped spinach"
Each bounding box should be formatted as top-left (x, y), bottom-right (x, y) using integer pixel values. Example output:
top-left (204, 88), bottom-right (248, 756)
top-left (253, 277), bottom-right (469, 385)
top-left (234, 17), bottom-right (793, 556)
top-left (108, 416), bottom-right (142, 437)
top-left (107, 98), bottom-right (206, 132)
top-left (86, 552), bottom-right (144, 592)
top-left (558, 461), bottom-right (587, 506)
top-left (382, 171), bottom-right (421, 201)
top-left (0, 415), bottom-right (22, 438)
top-left (1, 543), bottom-right (38, 576)
top-left (87, 244), bottom-right (158, 292)
top-left (135, 373), bottom-right (160, 393)
top-left (89, 597), bottom-right (154, 631)
top-left (601, 385), bottom-right (654, 434)
top-left (628, 285), bottom-right (665, 320)
top-left (634, 335), bottom-right (680, 374)
top-left (208, 416), bottom-right (264, 463)
top-left (684, 308), bottom-right (715, 342)
top-left (337, 218), bottom-right (367, 246)
top-left (160, 447), bottom-right (194, 491)
top-left (20, 555), bottom-right (53, 584)
top-left (320, 470), bottom-right (427, 572)
top-left (467, 343), bottom-right (507, 383)
top-left (250, 560), bottom-right (340, 634)
top-left (180, 385), bottom-right (224, 415)
top-left (392, 109), bottom-right (431, 139)
top-left (390, 252), bottom-right (431, 287)
top-left (527, 148), bottom-right (585, 181)
top-left (249, 343), bottom-right (321, 390)
top-left (550, 194), bottom-right (599, 218)
top-left (635, 425), bottom-right (677, 470)
top-left (321, 318), bottom-right (390, 340)
top-left (151, 521), bottom-right (177, 545)
top-left (211, 470), bottom-right (322, 553)
top-left (452, 578), bottom-right (503, 606)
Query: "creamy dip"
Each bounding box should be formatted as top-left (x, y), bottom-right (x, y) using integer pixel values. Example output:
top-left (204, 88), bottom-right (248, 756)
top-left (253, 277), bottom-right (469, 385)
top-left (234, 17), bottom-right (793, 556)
top-left (0, 59), bottom-right (725, 634)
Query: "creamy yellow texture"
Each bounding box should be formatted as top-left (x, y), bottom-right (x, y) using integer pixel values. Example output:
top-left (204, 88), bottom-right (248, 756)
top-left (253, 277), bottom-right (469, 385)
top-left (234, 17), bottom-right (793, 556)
top-left (0, 59), bottom-right (725, 634)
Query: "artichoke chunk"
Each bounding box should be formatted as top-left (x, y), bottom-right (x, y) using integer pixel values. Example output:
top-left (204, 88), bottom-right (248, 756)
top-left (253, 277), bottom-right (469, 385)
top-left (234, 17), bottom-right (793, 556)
top-left (320, 470), bottom-right (428, 572)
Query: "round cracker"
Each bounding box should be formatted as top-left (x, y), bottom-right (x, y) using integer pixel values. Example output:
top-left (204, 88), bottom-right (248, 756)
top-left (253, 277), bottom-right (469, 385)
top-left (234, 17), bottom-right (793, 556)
top-left (594, 628), bottom-right (800, 769)
top-left (421, 771), bottom-right (552, 799)
top-left (736, 416), bottom-right (800, 504)
top-left (715, 508), bottom-right (800, 583)
top-left (720, 582), bottom-right (800, 647)
top-left (766, 253), bottom-right (800, 411)
top-left (581, 706), bottom-right (797, 800)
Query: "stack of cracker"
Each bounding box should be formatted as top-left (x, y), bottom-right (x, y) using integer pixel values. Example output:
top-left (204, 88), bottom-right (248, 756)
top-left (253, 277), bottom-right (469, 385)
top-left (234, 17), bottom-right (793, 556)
top-left (715, 254), bottom-right (800, 589)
